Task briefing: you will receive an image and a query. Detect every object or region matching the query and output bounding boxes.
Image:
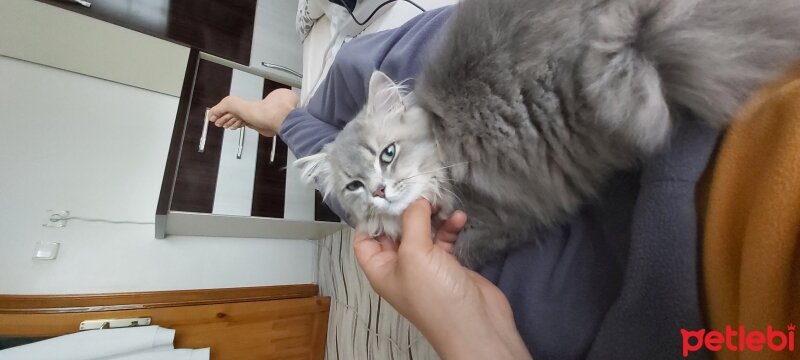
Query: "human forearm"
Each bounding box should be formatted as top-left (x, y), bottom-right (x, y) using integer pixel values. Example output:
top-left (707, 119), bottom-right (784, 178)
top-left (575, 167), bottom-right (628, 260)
top-left (278, 109), bottom-right (340, 158)
top-left (422, 307), bottom-right (532, 360)
top-left (439, 329), bottom-right (531, 360)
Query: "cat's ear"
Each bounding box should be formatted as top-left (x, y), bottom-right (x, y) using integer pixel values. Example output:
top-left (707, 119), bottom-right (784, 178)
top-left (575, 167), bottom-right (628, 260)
top-left (367, 71), bottom-right (404, 116)
top-left (294, 152), bottom-right (333, 197)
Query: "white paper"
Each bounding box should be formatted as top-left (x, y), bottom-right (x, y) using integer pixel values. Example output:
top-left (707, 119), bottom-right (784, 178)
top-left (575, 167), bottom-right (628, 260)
top-left (0, 326), bottom-right (175, 360)
top-left (107, 348), bottom-right (210, 360)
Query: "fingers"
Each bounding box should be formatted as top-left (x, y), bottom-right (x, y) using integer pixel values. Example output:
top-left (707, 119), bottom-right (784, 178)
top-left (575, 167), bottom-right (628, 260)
top-left (209, 113), bottom-right (243, 129)
top-left (209, 96), bottom-right (248, 129)
top-left (214, 113), bottom-right (233, 127)
top-left (434, 238), bottom-right (456, 254)
top-left (220, 116), bottom-right (239, 129)
top-left (399, 199), bottom-right (435, 254)
top-left (433, 210), bottom-right (466, 254)
top-left (434, 210), bottom-right (467, 244)
top-left (208, 107), bottom-right (224, 123)
top-left (352, 231), bottom-right (397, 292)
top-left (353, 231), bottom-right (382, 268)
top-left (378, 235), bottom-right (399, 252)
top-left (209, 96), bottom-right (235, 122)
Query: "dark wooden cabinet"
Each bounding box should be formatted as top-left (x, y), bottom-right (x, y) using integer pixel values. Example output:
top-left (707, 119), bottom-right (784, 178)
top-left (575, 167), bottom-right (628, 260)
top-left (156, 51), bottom-right (343, 240)
top-left (170, 57), bottom-right (232, 214)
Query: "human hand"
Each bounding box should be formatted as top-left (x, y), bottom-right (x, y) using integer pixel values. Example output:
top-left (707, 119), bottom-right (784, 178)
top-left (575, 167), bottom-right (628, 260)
top-left (353, 200), bottom-right (532, 360)
top-left (208, 88), bottom-right (298, 137)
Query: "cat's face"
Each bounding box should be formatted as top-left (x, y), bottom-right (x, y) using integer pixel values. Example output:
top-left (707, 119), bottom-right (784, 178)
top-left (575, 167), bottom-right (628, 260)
top-left (295, 71), bottom-right (445, 237)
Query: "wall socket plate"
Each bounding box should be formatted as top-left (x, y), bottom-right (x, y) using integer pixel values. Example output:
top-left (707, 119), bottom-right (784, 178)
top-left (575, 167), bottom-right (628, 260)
top-left (43, 210), bottom-right (70, 228)
top-left (33, 241), bottom-right (60, 260)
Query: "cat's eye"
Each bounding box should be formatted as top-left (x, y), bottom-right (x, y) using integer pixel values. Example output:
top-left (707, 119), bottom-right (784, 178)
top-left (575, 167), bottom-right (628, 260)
top-left (345, 181), bottom-right (364, 191)
top-left (380, 143), bottom-right (396, 164)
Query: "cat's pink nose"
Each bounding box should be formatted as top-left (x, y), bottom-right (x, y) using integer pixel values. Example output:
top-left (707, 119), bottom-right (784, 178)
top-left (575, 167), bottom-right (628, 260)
top-left (372, 185), bottom-right (386, 199)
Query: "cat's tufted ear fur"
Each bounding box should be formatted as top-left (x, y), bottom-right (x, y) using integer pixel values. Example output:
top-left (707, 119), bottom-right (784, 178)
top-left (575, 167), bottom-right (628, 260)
top-left (294, 152), bottom-right (333, 197)
top-left (367, 71), bottom-right (405, 117)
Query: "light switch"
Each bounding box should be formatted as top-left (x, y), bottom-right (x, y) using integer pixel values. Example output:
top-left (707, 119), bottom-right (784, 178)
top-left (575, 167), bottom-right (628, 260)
top-left (33, 242), bottom-right (60, 260)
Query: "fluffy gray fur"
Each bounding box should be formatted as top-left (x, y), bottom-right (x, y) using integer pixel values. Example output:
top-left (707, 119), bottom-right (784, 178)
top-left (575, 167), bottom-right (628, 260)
top-left (298, 0), bottom-right (800, 266)
top-left (295, 73), bottom-right (456, 239)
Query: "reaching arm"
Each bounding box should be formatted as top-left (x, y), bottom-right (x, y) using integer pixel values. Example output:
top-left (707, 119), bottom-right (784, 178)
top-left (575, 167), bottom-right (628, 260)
top-left (279, 108), bottom-right (341, 158)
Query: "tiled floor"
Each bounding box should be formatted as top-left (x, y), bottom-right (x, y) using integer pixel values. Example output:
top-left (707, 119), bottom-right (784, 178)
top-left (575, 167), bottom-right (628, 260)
top-left (317, 227), bottom-right (440, 360)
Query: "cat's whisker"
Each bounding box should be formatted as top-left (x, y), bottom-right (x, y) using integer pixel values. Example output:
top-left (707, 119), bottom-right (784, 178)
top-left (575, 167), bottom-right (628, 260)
top-left (440, 187), bottom-right (464, 208)
top-left (400, 162), bottom-right (469, 181)
top-left (394, 177), bottom-right (462, 207)
top-left (401, 177), bottom-right (457, 186)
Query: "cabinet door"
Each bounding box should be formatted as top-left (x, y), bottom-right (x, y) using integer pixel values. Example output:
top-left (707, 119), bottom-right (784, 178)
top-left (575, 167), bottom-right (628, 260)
top-left (0, 0), bottom-right (188, 96)
top-left (252, 0), bottom-right (303, 81)
top-left (157, 52), bottom-right (343, 240)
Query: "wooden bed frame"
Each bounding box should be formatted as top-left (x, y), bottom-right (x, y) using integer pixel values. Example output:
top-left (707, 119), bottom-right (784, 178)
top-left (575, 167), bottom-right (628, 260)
top-left (0, 285), bottom-right (330, 360)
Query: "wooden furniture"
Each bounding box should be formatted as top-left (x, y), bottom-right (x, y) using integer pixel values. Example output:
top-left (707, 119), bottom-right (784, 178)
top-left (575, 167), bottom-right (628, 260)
top-left (0, 286), bottom-right (330, 360)
top-left (156, 50), bottom-right (344, 239)
top-left (35, 0), bottom-right (258, 65)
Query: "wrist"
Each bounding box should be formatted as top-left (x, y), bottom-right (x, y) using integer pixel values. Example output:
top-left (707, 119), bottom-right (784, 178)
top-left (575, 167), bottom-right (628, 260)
top-left (434, 330), bottom-right (530, 360)
top-left (424, 315), bottom-right (531, 360)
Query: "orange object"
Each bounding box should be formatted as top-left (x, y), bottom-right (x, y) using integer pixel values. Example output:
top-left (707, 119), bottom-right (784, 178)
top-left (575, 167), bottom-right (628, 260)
top-left (703, 65), bottom-right (800, 359)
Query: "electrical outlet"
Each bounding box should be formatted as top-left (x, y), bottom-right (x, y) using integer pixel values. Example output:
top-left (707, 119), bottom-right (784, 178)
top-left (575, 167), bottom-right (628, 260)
top-left (43, 210), bottom-right (70, 228)
top-left (33, 242), bottom-right (60, 260)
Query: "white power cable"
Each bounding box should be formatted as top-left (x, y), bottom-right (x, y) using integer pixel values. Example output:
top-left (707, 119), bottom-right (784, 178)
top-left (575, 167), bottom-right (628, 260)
top-left (48, 213), bottom-right (154, 226)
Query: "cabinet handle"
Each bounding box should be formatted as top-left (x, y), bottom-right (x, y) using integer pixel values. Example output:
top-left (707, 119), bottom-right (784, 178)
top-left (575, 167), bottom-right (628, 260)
top-left (199, 109), bottom-right (210, 153)
top-left (199, 52), bottom-right (300, 88)
top-left (270, 136), bottom-right (277, 163)
top-left (236, 128), bottom-right (245, 159)
top-left (61, 0), bottom-right (91, 7)
top-left (261, 62), bottom-right (302, 79)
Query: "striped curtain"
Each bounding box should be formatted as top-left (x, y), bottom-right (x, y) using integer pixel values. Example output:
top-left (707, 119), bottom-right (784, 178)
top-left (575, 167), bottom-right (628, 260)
top-left (317, 228), bottom-right (440, 359)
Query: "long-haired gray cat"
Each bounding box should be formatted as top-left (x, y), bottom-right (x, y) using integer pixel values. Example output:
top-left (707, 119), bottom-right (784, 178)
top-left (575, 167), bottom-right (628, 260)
top-left (297, 0), bottom-right (800, 266)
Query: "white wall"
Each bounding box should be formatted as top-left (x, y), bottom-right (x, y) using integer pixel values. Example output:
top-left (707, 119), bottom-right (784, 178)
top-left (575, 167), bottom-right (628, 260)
top-left (0, 55), bottom-right (316, 295)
